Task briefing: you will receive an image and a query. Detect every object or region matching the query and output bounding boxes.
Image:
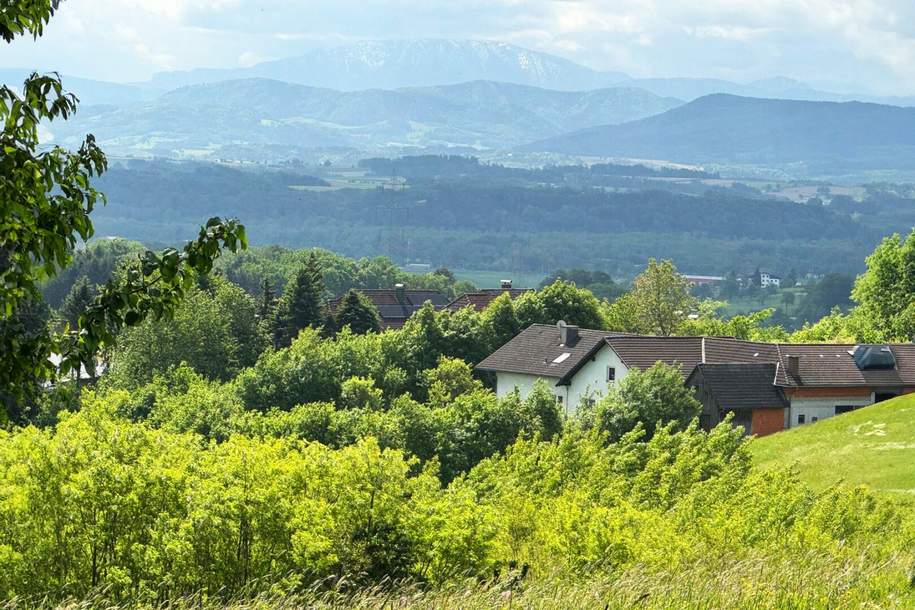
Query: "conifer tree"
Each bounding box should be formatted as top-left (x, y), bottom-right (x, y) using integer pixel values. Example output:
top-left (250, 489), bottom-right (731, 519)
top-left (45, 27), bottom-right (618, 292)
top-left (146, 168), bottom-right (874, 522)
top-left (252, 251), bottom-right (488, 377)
top-left (273, 253), bottom-right (326, 346)
top-left (58, 276), bottom-right (96, 329)
top-left (258, 278), bottom-right (276, 321)
top-left (335, 289), bottom-right (382, 334)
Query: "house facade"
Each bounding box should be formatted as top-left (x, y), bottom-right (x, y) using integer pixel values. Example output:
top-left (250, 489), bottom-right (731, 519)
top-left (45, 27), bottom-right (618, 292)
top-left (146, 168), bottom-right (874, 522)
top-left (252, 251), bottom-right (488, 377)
top-left (760, 272), bottom-right (781, 288)
top-left (476, 323), bottom-right (915, 436)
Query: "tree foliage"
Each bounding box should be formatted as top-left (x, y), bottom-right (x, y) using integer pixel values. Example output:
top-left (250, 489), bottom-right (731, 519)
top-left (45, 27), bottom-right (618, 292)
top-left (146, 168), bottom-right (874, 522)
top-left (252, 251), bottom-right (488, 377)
top-left (0, 6), bottom-right (246, 419)
top-left (334, 289), bottom-right (382, 334)
top-left (581, 362), bottom-right (702, 442)
top-left (0, 402), bottom-right (906, 602)
top-left (628, 259), bottom-right (696, 336)
top-left (852, 230), bottom-right (915, 340)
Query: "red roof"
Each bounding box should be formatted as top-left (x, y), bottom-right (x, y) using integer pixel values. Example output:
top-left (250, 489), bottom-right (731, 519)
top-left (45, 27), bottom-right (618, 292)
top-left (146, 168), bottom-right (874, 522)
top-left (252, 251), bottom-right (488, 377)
top-left (445, 288), bottom-right (531, 312)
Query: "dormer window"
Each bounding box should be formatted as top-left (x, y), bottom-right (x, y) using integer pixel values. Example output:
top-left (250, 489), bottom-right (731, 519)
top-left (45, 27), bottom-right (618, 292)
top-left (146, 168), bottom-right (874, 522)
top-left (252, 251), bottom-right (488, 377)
top-left (852, 345), bottom-right (896, 370)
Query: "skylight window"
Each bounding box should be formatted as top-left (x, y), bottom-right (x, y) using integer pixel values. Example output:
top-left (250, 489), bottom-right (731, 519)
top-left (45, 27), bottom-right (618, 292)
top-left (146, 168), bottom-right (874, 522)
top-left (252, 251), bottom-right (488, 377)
top-left (552, 352), bottom-right (571, 364)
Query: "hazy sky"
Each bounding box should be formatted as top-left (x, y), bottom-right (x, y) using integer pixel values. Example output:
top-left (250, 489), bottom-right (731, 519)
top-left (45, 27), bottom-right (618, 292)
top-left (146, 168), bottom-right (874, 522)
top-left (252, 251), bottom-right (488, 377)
top-left (4, 0), bottom-right (915, 94)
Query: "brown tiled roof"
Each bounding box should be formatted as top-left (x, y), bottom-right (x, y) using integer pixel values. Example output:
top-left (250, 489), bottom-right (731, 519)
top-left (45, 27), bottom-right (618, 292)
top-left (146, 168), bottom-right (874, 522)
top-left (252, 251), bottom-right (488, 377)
top-left (605, 336), bottom-right (704, 377)
top-left (774, 343), bottom-right (915, 387)
top-left (445, 288), bottom-right (532, 312)
top-left (686, 363), bottom-right (788, 410)
top-left (478, 324), bottom-right (915, 389)
top-left (327, 289), bottom-right (447, 329)
top-left (705, 337), bottom-right (781, 365)
top-left (475, 323), bottom-right (628, 382)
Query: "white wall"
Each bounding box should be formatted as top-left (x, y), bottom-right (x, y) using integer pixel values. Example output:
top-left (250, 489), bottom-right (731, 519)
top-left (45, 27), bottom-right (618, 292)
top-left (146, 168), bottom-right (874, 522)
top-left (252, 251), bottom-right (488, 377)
top-left (565, 345), bottom-right (630, 412)
top-left (494, 346), bottom-right (631, 416)
top-left (788, 393), bottom-right (874, 428)
top-left (495, 372), bottom-right (558, 400)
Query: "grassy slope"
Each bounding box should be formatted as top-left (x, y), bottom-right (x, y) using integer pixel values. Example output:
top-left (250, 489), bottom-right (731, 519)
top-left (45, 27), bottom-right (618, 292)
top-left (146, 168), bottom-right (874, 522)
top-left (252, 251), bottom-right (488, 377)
top-left (752, 393), bottom-right (915, 498)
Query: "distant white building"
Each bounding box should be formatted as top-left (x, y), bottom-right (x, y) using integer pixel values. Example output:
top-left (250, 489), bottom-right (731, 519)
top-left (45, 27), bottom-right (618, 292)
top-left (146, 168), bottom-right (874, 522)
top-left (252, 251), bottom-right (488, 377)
top-left (682, 274), bottom-right (725, 286)
top-left (760, 272), bottom-right (781, 288)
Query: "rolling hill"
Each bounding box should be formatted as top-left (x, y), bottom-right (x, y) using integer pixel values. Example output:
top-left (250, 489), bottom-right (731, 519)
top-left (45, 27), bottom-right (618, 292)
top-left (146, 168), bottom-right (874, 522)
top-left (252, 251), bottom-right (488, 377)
top-left (752, 393), bottom-right (915, 499)
top-left (524, 94), bottom-right (915, 171)
top-left (49, 79), bottom-right (681, 160)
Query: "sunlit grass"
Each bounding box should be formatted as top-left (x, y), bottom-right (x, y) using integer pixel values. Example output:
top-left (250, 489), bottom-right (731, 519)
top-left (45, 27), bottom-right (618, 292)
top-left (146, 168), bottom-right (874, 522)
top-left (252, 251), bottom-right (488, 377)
top-left (11, 552), bottom-right (915, 610)
top-left (752, 393), bottom-right (915, 499)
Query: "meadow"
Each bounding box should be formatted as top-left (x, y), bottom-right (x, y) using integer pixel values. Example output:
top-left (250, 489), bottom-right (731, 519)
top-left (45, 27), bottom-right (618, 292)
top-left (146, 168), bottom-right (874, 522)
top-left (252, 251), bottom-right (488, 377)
top-left (752, 393), bottom-right (915, 499)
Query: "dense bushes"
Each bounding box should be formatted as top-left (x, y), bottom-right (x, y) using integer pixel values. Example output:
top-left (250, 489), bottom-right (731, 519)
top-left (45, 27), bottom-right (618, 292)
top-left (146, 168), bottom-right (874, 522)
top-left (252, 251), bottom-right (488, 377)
top-left (0, 403), bottom-right (910, 603)
top-left (113, 360), bottom-right (562, 484)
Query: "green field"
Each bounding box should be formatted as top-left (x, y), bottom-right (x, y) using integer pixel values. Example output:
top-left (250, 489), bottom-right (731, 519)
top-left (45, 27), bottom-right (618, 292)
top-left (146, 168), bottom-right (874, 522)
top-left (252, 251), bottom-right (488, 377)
top-left (720, 287), bottom-right (807, 318)
top-left (453, 268), bottom-right (546, 289)
top-left (752, 393), bottom-right (915, 499)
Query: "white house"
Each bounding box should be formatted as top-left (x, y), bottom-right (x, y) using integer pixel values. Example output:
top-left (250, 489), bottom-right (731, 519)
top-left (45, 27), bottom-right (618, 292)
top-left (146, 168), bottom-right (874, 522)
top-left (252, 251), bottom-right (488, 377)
top-left (475, 322), bottom-right (626, 413)
top-left (476, 323), bottom-right (915, 435)
top-left (760, 272), bottom-right (781, 288)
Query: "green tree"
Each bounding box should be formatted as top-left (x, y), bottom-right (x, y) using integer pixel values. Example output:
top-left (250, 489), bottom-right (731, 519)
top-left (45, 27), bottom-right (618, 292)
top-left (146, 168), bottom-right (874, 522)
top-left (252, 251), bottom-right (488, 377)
top-left (481, 292), bottom-right (521, 350)
top-left (589, 361), bottom-right (701, 442)
top-left (629, 259), bottom-right (696, 336)
top-left (257, 277), bottom-right (276, 322)
top-left (781, 290), bottom-right (796, 316)
top-left (274, 252), bottom-right (326, 346)
top-left (0, 3), bottom-right (246, 419)
top-left (515, 279), bottom-right (606, 329)
top-left (58, 276), bottom-right (96, 330)
top-left (852, 231), bottom-right (915, 340)
top-left (335, 289), bottom-right (382, 334)
top-left (721, 270), bottom-right (740, 299)
top-left (105, 278), bottom-right (264, 389)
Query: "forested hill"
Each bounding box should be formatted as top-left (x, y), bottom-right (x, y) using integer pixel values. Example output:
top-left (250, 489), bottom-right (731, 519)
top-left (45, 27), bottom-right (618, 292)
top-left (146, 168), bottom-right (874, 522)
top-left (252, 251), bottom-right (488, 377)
top-left (524, 94), bottom-right (915, 171)
top-left (51, 79), bottom-right (679, 159)
top-left (88, 160), bottom-right (898, 277)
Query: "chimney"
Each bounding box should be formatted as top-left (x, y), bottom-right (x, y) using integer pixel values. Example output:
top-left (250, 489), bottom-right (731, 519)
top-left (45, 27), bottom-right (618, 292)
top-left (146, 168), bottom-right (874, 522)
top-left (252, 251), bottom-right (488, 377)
top-left (500, 279), bottom-right (512, 290)
top-left (557, 320), bottom-right (579, 345)
top-left (786, 354), bottom-right (800, 378)
top-left (394, 283), bottom-right (405, 302)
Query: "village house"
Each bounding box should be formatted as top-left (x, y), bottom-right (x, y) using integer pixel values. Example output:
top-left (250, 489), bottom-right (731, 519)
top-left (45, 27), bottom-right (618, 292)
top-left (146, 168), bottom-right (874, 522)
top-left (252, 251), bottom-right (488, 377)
top-left (760, 272), bottom-right (781, 288)
top-left (476, 322), bottom-right (915, 436)
top-left (681, 274), bottom-right (725, 287)
top-left (445, 279), bottom-right (532, 312)
top-left (327, 284), bottom-right (448, 329)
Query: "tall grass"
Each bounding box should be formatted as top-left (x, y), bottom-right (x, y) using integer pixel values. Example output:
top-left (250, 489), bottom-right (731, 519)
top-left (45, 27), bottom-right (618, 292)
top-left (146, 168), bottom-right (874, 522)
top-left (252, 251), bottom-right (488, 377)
top-left (9, 550), bottom-right (914, 610)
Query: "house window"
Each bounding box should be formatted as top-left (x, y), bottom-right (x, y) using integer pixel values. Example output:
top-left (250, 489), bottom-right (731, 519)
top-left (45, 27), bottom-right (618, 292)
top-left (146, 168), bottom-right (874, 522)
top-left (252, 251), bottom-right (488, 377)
top-left (835, 405), bottom-right (856, 414)
top-left (555, 395), bottom-right (563, 405)
top-left (607, 367), bottom-right (616, 383)
top-left (797, 414), bottom-right (806, 425)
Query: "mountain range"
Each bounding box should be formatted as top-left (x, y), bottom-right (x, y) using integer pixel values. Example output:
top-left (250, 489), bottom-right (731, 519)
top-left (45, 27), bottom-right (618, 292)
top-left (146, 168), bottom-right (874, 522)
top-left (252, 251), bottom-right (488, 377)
top-left (11, 38), bottom-right (915, 173)
top-left (7, 39), bottom-right (914, 106)
top-left (524, 94), bottom-right (915, 171)
top-left (48, 79), bottom-right (680, 159)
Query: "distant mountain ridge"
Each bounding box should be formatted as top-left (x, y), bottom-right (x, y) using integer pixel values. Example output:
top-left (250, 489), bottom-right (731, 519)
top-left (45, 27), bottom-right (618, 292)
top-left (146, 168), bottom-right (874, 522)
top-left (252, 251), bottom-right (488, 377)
top-left (47, 78), bottom-right (680, 160)
top-left (145, 39), bottom-right (630, 92)
top-left (6, 38), bottom-right (914, 108)
top-left (523, 93), bottom-right (915, 171)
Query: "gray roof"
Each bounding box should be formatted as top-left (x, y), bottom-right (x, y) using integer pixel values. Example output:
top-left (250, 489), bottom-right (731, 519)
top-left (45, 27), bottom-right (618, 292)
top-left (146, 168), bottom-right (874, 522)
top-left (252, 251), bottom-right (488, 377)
top-left (476, 324), bottom-right (627, 383)
top-left (327, 288), bottom-right (447, 329)
top-left (686, 363), bottom-right (789, 410)
top-left (478, 324), bottom-right (915, 390)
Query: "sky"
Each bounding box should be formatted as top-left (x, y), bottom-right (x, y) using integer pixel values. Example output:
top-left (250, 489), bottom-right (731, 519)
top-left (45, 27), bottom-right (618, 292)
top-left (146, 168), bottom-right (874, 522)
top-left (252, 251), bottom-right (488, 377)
top-left (4, 0), bottom-right (915, 95)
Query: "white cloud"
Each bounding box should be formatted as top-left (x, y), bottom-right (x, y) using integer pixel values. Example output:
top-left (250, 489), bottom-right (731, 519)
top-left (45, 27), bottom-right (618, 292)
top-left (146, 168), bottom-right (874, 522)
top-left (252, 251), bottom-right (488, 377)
top-left (2, 0), bottom-right (915, 94)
